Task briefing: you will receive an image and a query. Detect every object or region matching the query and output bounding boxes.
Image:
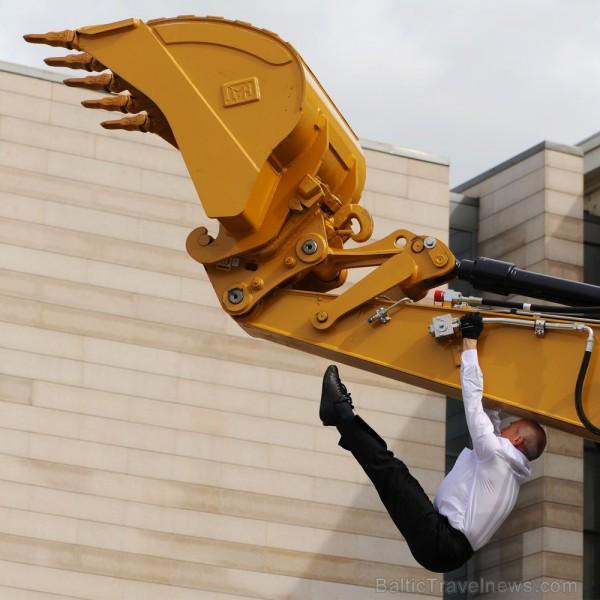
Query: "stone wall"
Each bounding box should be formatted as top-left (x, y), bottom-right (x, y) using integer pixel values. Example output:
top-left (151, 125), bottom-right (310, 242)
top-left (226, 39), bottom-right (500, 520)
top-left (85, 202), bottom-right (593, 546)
top-left (0, 63), bottom-right (450, 599)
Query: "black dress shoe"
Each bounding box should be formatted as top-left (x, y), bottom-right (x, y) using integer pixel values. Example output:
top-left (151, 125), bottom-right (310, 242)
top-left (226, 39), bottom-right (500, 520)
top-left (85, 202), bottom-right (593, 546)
top-left (320, 365), bottom-right (354, 426)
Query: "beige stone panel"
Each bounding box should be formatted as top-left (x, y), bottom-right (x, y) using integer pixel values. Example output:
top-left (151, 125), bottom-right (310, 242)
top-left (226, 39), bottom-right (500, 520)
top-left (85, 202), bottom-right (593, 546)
top-left (501, 502), bottom-right (582, 538)
top-left (33, 381), bottom-right (132, 421)
top-left (38, 201), bottom-right (188, 251)
top-left (0, 539), bottom-right (433, 600)
top-left (462, 151), bottom-right (545, 202)
top-left (544, 429), bottom-right (583, 458)
top-left (270, 440), bottom-right (434, 483)
top-left (545, 168), bottom-right (584, 196)
top-left (82, 361), bottom-right (178, 402)
top-left (49, 77), bottom-right (99, 105)
top-left (179, 273), bottom-right (222, 305)
top-left (364, 192), bottom-right (448, 230)
top-left (0, 191), bottom-right (47, 223)
top-left (543, 502), bottom-right (584, 531)
top-left (7, 431), bottom-right (127, 474)
top-left (0, 89), bottom-right (51, 123)
top-left (521, 528), bottom-right (543, 558)
top-left (522, 551), bottom-right (582, 584)
top-left (82, 335), bottom-right (182, 377)
top-left (0, 217), bottom-right (196, 276)
top-left (309, 378), bottom-right (445, 421)
top-left (355, 409), bottom-right (444, 447)
top-left (0, 166), bottom-right (200, 225)
top-left (0, 453), bottom-right (392, 539)
top-left (364, 169), bottom-right (409, 198)
top-left (0, 559), bottom-right (256, 600)
top-left (0, 321), bottom-right (86, 361)
top-left (544, 527), bottom-right (583, 556)
top-left (543, 238), bottom-right (583, 267)
top-left (407, 159), bottom-right (448, 184)
top-left (536, 452), bottom-right (584, 482)
top-left (479, 193), bottom-right (545, 242)
top-left (49, 95), bottom-right (117, 136)
top-left (526, 259), bottom-right (583, 282)
top-left (545, 149), bottom-right (584, 174)
top-left (318, 412), bottom-right (442, 455)
top-left (479, 168), bottom-right (546, 217)
top-left (265, 521), bottom-right (412, 566)
top-left (0, 305), bottom-right (439, 430)
top-left (0, 348), bottom-right (84, 387)
top-left (478, 213), bottom-right (545, 258)
top-left (406, 177), bottom-right (449, 206)
top-left (93, 134), bottom-right (189, 177)
top-left (545, 189), bottom-right (584, 218)
top-left (47, 150), bottom-right (144, 193)
top-left (518, 578), bottom-right (580, 600)
top-left (0, 270), bottom-right (220, 332)
top-left (0, 506), bottom-right (78, 546)
top-left (363, 148), bottom-right (410, 174)
top-left (139, 167), bottom-right (201, 204)
top-left (2, 456), bottom-right (400, 544)
top-left (485, 239), bottom-right (545, 271)
top-left (544, 213), bottom-right (583, 243)
top-left (138, 218), bottom-right (192, 252)
top-left (86, 259), bottom-right (191, 301)
top-left (0, 586), bottom-right (63, 600)
top-left (0, 373), bottom-right (33, 405)
top-left (1, 115), bottom-right (96, 158)
top-left (0, 71), bottom-right (54, 99)
top-left (516, 477), bottom-right (583, 509)
top-left (0, 140), bottom-right (49, 174)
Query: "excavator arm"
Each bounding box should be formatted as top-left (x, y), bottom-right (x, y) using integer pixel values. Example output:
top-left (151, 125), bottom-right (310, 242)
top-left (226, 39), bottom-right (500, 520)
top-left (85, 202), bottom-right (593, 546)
top-left (25, 16), bottom-right (600, 442)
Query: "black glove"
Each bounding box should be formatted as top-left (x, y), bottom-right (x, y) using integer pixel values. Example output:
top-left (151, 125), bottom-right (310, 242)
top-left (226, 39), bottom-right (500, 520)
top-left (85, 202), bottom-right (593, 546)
top-left (460, 313), bottom-right (483, 339)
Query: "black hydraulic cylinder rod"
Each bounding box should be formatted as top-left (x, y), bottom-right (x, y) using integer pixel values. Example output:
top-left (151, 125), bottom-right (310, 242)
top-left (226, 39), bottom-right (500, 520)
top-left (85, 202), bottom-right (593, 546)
top-left (455, 257), bottom-right (600, 306)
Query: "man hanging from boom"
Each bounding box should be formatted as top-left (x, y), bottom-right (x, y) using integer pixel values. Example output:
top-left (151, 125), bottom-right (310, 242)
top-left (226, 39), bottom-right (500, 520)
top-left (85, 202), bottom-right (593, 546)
top-left (319, 313), bottom-right (547, 572)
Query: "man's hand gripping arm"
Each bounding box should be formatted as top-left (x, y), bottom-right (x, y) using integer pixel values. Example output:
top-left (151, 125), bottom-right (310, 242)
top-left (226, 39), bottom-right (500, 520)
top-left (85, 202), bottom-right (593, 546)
top-left (460, 314), bottom-right (500, 457)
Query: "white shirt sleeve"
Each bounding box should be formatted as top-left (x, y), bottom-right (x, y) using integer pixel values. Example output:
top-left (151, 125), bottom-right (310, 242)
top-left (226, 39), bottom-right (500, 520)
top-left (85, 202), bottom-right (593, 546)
top-left (485, 407), bottom-right (502, 435)
top-left (460, 348), bottom-right (500, 458)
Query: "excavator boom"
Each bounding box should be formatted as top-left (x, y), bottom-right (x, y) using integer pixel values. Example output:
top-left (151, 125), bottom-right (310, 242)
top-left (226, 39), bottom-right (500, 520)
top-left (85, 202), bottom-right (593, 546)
top-left (25, 16), bottom-right (600, 442)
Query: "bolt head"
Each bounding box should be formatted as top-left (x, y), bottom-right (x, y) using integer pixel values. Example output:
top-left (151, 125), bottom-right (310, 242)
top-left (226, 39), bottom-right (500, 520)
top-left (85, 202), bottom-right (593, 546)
top-left (302, 240), bottom-right (318, 255)
top-left (227, 288), bottom-right (244, 305)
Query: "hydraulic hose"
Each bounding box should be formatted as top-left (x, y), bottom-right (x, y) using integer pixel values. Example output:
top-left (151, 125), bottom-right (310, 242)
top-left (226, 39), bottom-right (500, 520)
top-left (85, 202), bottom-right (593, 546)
top-left (575, 350), bottom-right (600, 437)
top-left (480, 298), bottom-right (600, 315)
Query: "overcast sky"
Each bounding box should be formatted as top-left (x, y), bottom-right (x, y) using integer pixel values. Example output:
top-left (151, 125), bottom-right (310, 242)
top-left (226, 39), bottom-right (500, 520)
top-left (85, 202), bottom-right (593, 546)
top-left (3, 1), bottom-right (600, 186)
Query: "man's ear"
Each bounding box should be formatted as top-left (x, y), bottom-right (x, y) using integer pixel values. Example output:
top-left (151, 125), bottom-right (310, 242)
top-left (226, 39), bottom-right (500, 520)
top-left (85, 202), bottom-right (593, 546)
top-left (512, 435), bottom-right (524, 448)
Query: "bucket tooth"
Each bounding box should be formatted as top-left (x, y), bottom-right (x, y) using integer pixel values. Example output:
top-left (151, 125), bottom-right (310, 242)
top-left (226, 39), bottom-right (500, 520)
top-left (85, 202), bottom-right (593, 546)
top-left (82, 96), bottom-right (130, 113)
top-left (101, 113), bottom-right (177, 149)
top-left (45, 53), bottom-right (106, 72)
top-left (82, 92), bottom-right (157, 115)
top-left (64, 73), bottom-right (129, 94)
top-left (23, 30), bottom-right (78, 50)
top-left (101, 114), bottom-right (151, 132)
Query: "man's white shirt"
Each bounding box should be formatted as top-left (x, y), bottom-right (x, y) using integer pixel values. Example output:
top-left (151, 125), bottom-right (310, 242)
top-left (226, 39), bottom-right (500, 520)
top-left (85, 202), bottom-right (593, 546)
top-left (433, 349), bottom-right (531, 550)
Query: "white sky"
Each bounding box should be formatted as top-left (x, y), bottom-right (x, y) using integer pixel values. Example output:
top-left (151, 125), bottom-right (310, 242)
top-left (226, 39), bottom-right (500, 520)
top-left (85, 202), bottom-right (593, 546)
top-left (3, 0), bottom-right (600, 186)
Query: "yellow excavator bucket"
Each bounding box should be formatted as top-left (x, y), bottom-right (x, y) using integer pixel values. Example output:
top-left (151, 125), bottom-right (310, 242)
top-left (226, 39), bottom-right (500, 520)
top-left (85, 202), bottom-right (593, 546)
top-left (25, 17), bottom-right (366, 263)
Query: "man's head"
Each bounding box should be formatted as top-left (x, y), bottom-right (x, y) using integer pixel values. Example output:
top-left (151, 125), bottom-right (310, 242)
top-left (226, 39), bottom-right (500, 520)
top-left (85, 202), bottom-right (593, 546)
top-left (500, 419), bottom-right (547, 461)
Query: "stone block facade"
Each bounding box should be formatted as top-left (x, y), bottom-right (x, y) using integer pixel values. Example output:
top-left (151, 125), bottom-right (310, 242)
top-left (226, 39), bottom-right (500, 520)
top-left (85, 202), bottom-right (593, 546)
top-left (0, 63), bottom-right (450, 599)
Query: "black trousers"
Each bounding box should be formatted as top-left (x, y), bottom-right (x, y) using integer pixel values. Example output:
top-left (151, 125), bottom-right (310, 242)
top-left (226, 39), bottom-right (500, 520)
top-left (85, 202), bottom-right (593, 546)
top-left (337, 415), bottom-right (474, 573)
